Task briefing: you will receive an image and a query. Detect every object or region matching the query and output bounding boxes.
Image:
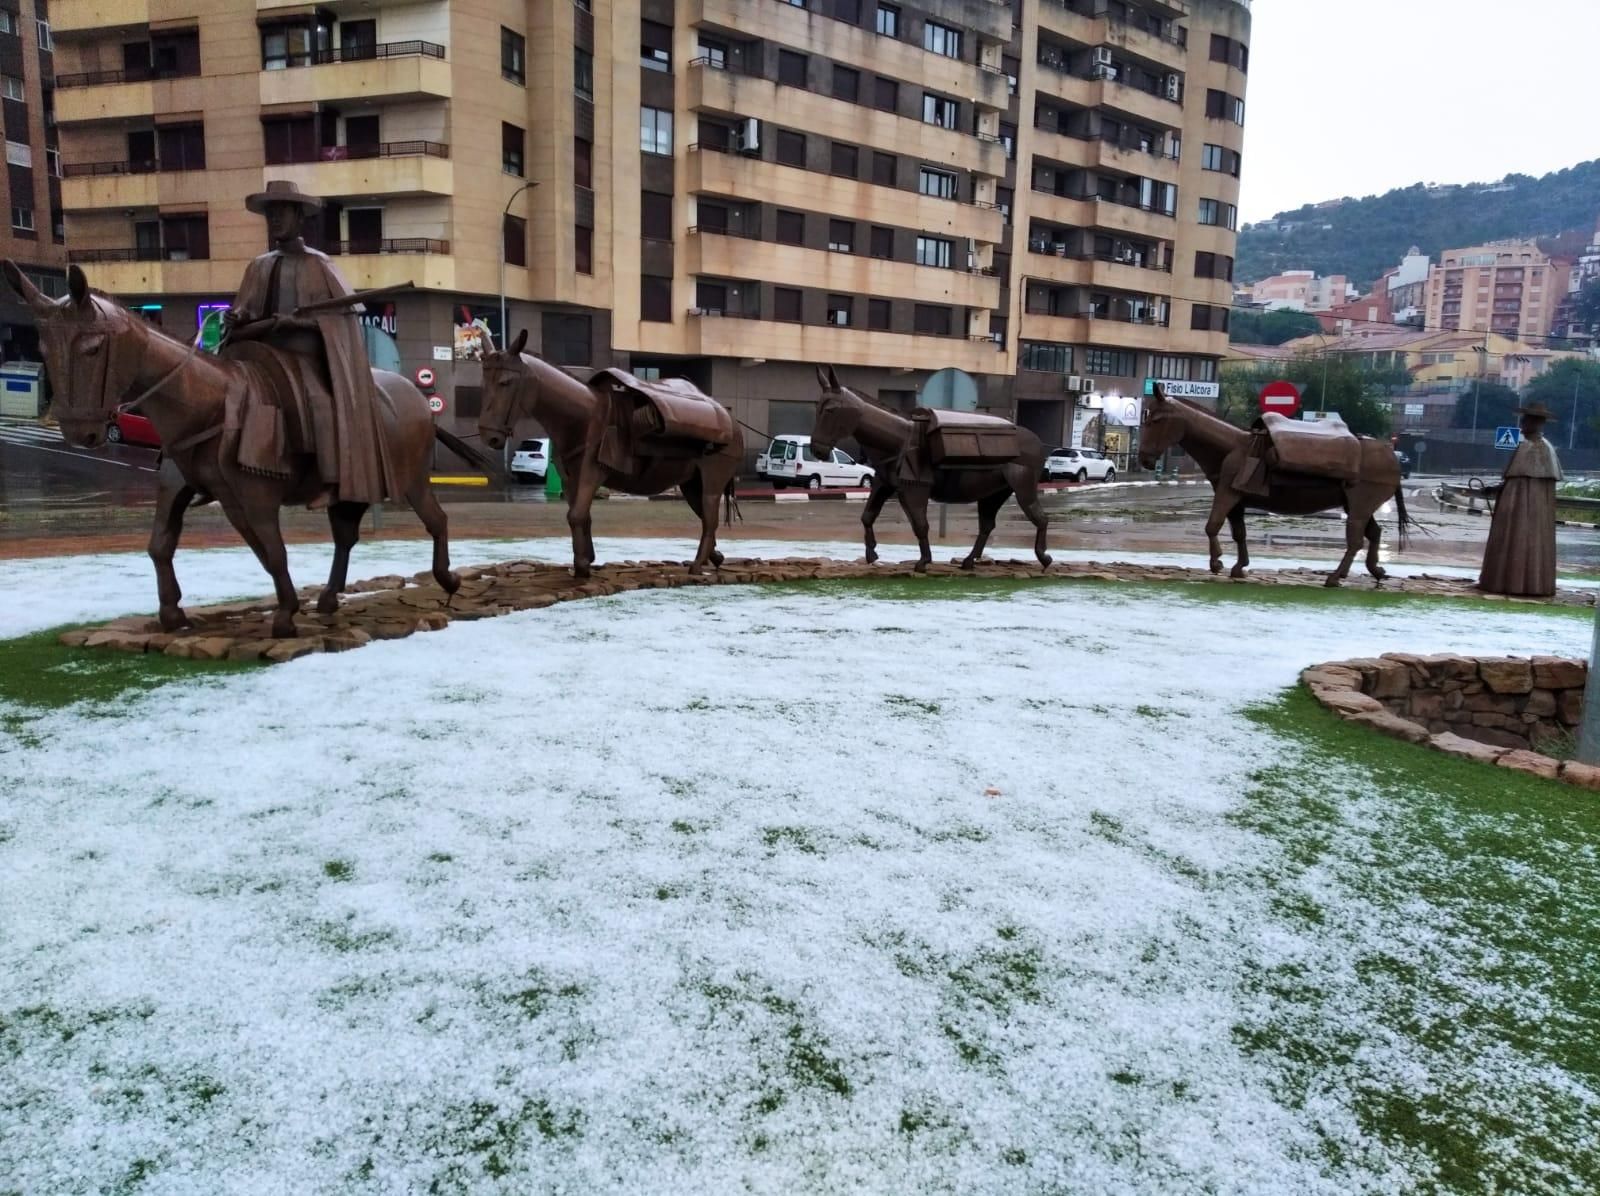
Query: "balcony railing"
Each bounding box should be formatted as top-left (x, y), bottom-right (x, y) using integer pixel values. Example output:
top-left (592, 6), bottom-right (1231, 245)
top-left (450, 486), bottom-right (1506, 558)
top-left (687, 224), bottom-right (762, 240)
top-left (690, 140), bottom-right (1002, 211)
top-left (61, 159), bottom-right (199, 177)
top-left (326, 237), bottom-right (449, 255)
top-left (57, 65), bottom-right (201, 88)
top-left (267, 41), bottom-right (446, 70)
top-left (1026, 239), bottom-right (1173, 272)
top-left (276, 140), bottom-right (450, 164)
top-left (1032, 120), bottom-right (1179, 160)
top-left (688, 306), bottom-right (761, 319)
top-left (67, 247), bottom-right (205, 262)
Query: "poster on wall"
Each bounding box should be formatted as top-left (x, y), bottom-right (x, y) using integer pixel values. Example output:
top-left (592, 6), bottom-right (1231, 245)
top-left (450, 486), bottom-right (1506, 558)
top-left (453, 306), bottom-right (501, 360)
top-left (358, 302), bottom-right (398, 337)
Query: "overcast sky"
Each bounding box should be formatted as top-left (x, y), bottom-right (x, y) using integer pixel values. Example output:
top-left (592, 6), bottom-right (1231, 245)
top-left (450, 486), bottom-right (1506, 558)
top-left (1238, 0), bottom-right (1597, 222)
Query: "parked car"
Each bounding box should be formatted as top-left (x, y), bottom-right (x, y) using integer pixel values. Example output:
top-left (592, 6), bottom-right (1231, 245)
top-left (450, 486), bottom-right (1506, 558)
top-left (106, 409), bottom-right (160, 448)
top-left (1044, 446), bottom-right (1116, 483)
top-left (757, 434), bottom-right (874, 489)
top-left (510, 437), bottom-right (551, 484)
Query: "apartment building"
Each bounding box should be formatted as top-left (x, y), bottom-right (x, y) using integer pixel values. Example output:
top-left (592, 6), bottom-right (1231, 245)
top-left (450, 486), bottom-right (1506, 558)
top-left (1424, 239), bottom-right (1571, 343)
top-left (51, 0), bottom-right (1249, 451)
top-left (1248, 269), bottom-right (1353, 312)
top-left (0, 0), bottom-right (66, 363)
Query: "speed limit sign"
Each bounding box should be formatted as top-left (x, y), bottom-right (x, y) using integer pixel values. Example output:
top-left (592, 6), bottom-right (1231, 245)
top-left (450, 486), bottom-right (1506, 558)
top-left (415, 366), bottom-right (436, 389)
top-left (427, 395), bottom-right (445, 414)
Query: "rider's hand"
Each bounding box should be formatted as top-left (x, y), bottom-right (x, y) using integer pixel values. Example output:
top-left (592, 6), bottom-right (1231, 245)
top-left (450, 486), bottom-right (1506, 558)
top-left (223, 307), bottom-right (252, 328)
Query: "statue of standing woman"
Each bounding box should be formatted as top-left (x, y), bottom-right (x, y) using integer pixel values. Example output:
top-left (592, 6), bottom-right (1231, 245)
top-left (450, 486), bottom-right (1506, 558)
top-left (1479, 402), bottom-right (1561, 597)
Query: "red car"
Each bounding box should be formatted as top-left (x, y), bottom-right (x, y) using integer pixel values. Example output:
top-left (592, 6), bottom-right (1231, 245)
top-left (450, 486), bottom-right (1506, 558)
top-left (106, 409), bottom-right (160, 448)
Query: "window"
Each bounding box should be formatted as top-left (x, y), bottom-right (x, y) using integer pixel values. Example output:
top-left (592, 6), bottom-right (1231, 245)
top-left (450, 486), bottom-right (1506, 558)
top-left (45, 147), bottom-right (59, 177)
top-left (261, 25), bottom-right (313, 71)
top-left (697, 36), bottom-right (727, 68)
top-left (0, 12), bottom-right (12, 34)
top-left (641, 107), bottom-right (673, 155)
top-left (575, 137), bottom-right (592, 188)
top-left (918, 167), bottom-right (956, 199)
top-left (160, 213), bottom-right (209, 260)
top-left (1020, 342), bottom-right (1072, 373)
top-left (869, 226), bottom-right (893, 259)
top-left (776, 129), bottom-right (806, 168)
top-left (913, 304), bottom-right (951, 336)
top-left (997, 186), bottom-right (1013, 223)
top-left (922, 94), bottom-right (957, 129)
top-left (1196, 360), bottom-right (1218, 383)
top-left (833, 0), bottom-right (861, 19)
top-left (157, 123), bottom-right (205, 171)
top-left (575, 225), bottom-right (593, 274)
top-left (832, 64), bottom-right (859, 103)
top-left (641, 19), bottom-right (671, 72)
top-left (1, 75), bottom-right (20, 101)
top-left (696, 281), bottom-right (728, 313)
top-left (502, 122), bottom-right (525, 176)
top-left (874, 76), bottom-right (898, 111)
top-left (868, 298), bottom-right (892, 329)
top-left (1201, 144), bottom-right (1241, 176)
top-left (915, 236), bottom-right (952, 268)
top-left (35, 19), bottom-right (50, 50)
top-left (774, 286), bottom-right (802, 322)
top-left (1083, 348), bottom-right (1135, 376)
top-left (827, 294), bottom-right (852, 326)
top-left (1004, 55), bottom-right (1020, 96)
top-left (923, 20), bottom-right (961, 59)
top-left (830, 142), bottom-right (857, 178)
top-left (11, 206), bottom-right (31, 231)
top-left (876, 4), bottom-right (899, 37)
top-left (828, 220), bottom-right (854, 253)
top-left (641, 191), bottom-right (673, 241)
top-left (1195, 252), bottom-right (1234, 281)
top-left (1000, 122), bottom-right (1016, 159)
top-left (641, 275), bottom-right (673, 322)
top-left (575, 48), bottom-right (593, 100)
top-left (5, 139), bottom-right (28, 167)
top-left (776, 210), bottom-right (804, 245)
top-left (503, 214), bottom-right (527, 267)
top-left (1191, 304), bottom-right (1229, 332)
top-left (501, 27), bottom-right (525, 84)
top-left (871, 151), bottom-right (896, 186)
top-left (1198, 199), bottom-right (1237, 230)
top-left (1210, 34), bottom-right (1229, 63)
top-left (778, 49), bottom-right (808, 87)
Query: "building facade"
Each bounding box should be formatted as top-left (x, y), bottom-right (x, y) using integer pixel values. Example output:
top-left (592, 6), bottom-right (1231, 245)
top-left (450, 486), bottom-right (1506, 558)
top-left (51, 0), bottom-right (1249, 454)
top-left (1248, 269), bottom-right (1352, 313)
top-left (0, 0), bottom-right (67, 363)
top-left (1423, 239), bottom-right (1571, 343)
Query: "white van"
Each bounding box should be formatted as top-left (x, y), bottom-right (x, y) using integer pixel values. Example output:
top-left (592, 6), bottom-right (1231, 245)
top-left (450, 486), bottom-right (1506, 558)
top-left (756, 435), bottom-right (875, 489)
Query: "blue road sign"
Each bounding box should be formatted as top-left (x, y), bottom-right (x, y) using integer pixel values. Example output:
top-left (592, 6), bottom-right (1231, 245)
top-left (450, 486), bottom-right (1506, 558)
top-left (1495, 426), bottom-right (1522, 450)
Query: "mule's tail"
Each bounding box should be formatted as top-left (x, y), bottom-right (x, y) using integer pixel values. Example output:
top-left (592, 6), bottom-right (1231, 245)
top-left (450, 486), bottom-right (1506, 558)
top-left (433, 426), bottom-right (501, 479)
top-left (722, 474), bottom-right (743, 527)
top-left (1393, 484), bottom-right (1429, 550)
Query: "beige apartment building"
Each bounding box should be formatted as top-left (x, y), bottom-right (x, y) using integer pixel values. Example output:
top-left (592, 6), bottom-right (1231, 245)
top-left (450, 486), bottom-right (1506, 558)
top-left (1424, 239), bottom-right (1571, 344)
top-left (51, 0), bottom-right (1248, 452)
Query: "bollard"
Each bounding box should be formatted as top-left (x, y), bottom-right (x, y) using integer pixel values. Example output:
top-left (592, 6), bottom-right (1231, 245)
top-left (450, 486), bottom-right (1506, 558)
top-left (938, 502), bottom-right (948, 539)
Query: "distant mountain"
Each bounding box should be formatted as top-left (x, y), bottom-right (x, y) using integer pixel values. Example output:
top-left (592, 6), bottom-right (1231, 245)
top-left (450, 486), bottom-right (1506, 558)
top-left (1236, 159), bottom-right (1600, 288)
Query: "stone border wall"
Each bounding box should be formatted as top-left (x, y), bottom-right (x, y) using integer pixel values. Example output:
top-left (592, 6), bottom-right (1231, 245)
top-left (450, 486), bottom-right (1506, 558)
top-left (1302, 654), bottom-right (1600, 788)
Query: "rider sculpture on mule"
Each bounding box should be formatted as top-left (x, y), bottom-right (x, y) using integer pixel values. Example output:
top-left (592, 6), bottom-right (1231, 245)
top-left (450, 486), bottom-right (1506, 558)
top-left (221, 179), bottom-right (402, 508)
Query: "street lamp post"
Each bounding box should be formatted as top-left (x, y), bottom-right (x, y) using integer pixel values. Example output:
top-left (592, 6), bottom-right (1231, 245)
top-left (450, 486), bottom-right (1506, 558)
top-left (499, 180), bottom-right (538, 355)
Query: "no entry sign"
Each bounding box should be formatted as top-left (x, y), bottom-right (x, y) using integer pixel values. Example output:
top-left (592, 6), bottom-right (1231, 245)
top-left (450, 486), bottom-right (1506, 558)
top-left (1259, 379), bottom-right (1301, 417)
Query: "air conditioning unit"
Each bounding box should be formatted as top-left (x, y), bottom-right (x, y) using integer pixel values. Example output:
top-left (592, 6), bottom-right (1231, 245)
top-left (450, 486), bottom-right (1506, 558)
top-left (1082, 377), bottom-right (1097, 394)
top-left (1093, 47), bottom-right (1114, 66)
top-left (1165, 74), bottom-right (1181, 100)
top-left (735, 117), bottom-right (760, 153)
top-left (1066, 374), bottom-right (1083, 392)
top-left (1092, 63), bottom-right (1115, 81)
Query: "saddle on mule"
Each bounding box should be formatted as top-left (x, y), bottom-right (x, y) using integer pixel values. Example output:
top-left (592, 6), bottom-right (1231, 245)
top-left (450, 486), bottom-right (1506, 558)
top-left (899, 407), bottom-right (1022, 484)
top-left (1234, 412), bottom-right (1365, 496)
top-left (218, 340), bottom-right (336, 482)
top-left (591, 367), bottom-right (734, 472)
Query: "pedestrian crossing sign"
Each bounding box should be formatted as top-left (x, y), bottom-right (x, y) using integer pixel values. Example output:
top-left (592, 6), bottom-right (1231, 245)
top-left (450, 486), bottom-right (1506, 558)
top-left (1495, 426), bottom-right (1522, 450)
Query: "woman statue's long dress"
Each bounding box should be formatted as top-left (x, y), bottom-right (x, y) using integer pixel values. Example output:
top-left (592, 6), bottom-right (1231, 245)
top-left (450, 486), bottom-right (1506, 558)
top-left (1479, 406), bottom-right (1561, 598)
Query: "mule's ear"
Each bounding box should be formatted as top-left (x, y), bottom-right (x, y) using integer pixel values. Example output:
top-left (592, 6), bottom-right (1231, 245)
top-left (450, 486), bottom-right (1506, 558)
top-left (1150, 383), bottom-right (1165, 402)
top-left (1, 259), bottom-right (45, 307)
top-left (510, 328), bottom-right (528, 356)
top-left (826, 364), bottom-right (841, 390)
top-left (67, 264), bottom-right (90, 307)
top-left (814, 364), bottom-right (830, 390)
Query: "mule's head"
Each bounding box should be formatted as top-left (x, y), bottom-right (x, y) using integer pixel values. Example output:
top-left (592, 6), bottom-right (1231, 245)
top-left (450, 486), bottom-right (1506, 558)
top-left (810, 364), bottom-right (860, 458)
top-left (477, 328), bottom-right (530, 451)
top-left (2, 261), bottom-right (138, 449)
top-left (1136, 383), bottom-right (1180, 469)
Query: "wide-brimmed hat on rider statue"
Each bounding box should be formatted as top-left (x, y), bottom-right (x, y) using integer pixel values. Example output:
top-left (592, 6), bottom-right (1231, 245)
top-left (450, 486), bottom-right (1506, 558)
top-left (1516, 401), bottom-right (1557, 422)
top-left (245, 179), bottom-right (325, 215)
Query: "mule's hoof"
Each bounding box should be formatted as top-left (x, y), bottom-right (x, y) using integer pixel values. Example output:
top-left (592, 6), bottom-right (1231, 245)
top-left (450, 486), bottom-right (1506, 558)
top-left (573, 564), bottom-right (592, 580)
top-left (271, 615), bottom-right (298, 639)
top-left (959, 559), bottom-right (977, 572)
top-left (865, 550), bottom-right (879, 564)
top-left (1209, 560), bottom-right (1224, 575)
top-left (439, 570), bottom-right (461, 595)
top-left (1038, 554), bottom-right (1054, 570)
top-left (1323, 576), bottom-right (1343, 589)
top-left (1230, 565), bottom-right (1248, 580)
top-left (158, 607), bottom-right (191, 632)
top-left (710, 550), bottom-right (725, 568)
top-left (914, 561), bottom-right (930, 575)
top-left (315, 592), bottom-right (340, 616)
top-left (687, 563), bottom-right (704, 577)
top-left (1370, 567), bottom-right (1388, 582)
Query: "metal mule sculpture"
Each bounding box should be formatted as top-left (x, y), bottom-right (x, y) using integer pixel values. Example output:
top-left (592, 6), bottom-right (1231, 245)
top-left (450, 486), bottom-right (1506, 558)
top-left (1136, 383), bottom-right (1417, 586)
top-left (809, 365), bottom-right (1051, 573)
top-left (478, 330), bottom-right (742, 577)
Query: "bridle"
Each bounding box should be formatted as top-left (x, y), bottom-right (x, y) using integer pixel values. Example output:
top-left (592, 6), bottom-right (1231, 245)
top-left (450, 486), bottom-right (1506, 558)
top-left (477, 357), bottom-right (524, 444)
top-left (43, 297), bottom-right (202, 426)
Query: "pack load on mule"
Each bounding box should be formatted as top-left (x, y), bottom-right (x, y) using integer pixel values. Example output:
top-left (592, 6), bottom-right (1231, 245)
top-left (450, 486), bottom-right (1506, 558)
top-left (910, 408), bottom-right (1022, 471)
top-left (1234, 412), bottom-right (1364, 496)
top-left (591, 367), bottom-right (734, 473)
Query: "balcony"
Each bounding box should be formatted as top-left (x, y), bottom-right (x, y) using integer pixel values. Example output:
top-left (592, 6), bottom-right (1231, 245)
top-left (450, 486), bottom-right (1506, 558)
top-left (259, 42), bottom-right (450, 106)
top-left (61, 163), bottom-right (159, 210)
top-left (325, 237), bottom-right (448, 256)
top-left (49, 0), bottom-right (149, 35)
top-left (55, 65), bottom-right (208, 125)
top-left (272, 142), bottom-right (452, 199)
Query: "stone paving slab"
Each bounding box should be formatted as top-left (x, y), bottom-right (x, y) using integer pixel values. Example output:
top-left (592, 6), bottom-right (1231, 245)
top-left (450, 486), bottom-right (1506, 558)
top-left (57, 556), bottom-right (1596, 664)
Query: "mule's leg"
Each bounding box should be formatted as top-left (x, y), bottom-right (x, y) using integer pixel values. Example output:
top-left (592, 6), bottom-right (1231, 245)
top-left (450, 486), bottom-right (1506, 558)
top-left (1325, 501), bottom-right (1365, 588)
top-left (148, 467), bottom-right (197, 631)
top-left (962, 490), bottom-right (1010, 570)
top-left (232, 502), bottom-right (302, 639)
top-left (560, 452), bottom-right (596, 568)
top-left (678, 473), bottom-right (721, 574)
top-left (1016, 484), bottom-right (1053, 570)
top-left (1226, 506), bottom-right (1251, 579)
top-left (1202, 489), bottom-right (1234, 574)
top-left (1363, 514), bottom-right (1387, 581)
top-left (317, 501), bottom-right (369, 615)
top-left (897, 487), bottom-right (933, 573)
top-left (405, 480), bottom-right (460, 598)
top-left (566, 464), bottom-right (604, 578)
top-left (861, 480), bottom-right (894, 563)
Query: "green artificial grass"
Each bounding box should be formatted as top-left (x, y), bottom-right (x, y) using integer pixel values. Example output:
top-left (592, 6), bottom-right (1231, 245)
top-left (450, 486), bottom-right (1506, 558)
top-left (1234, 688), bottom-right (1600, 1194)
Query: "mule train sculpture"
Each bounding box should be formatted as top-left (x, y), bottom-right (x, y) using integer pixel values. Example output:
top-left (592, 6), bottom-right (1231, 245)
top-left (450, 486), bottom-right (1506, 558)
top-left (1136, 383), bottom-right (1417, 586)
top-left (1, 180), bottom-right (488, 638)
top-left (477, 330), bottom-right (741, 577)
top-left (809, 365), bottom-right (1051, 573)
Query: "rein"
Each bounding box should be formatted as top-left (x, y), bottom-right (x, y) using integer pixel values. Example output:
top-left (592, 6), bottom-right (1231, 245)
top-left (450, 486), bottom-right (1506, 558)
top-left (122, 328), bottom-right (204, 416)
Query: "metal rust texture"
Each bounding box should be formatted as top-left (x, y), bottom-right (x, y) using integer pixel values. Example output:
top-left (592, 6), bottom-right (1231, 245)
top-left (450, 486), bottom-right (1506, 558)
top-left (476, 331), bottom-right (743, 579)
top-left (1137, 384), bottom-right (1415, 588)
top-left (808, 365), bottom-right (1052, 574)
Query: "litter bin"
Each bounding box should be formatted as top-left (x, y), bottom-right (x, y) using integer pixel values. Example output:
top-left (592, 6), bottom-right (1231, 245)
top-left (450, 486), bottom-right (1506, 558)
top-left (0, 361), bottom-right (44, 417)
top-left (545, 461), bottom-right (562, 499)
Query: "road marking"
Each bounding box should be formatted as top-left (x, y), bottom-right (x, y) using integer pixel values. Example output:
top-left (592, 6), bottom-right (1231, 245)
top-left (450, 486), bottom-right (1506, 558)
top-left (0, 428), bottom-right (158, 471)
